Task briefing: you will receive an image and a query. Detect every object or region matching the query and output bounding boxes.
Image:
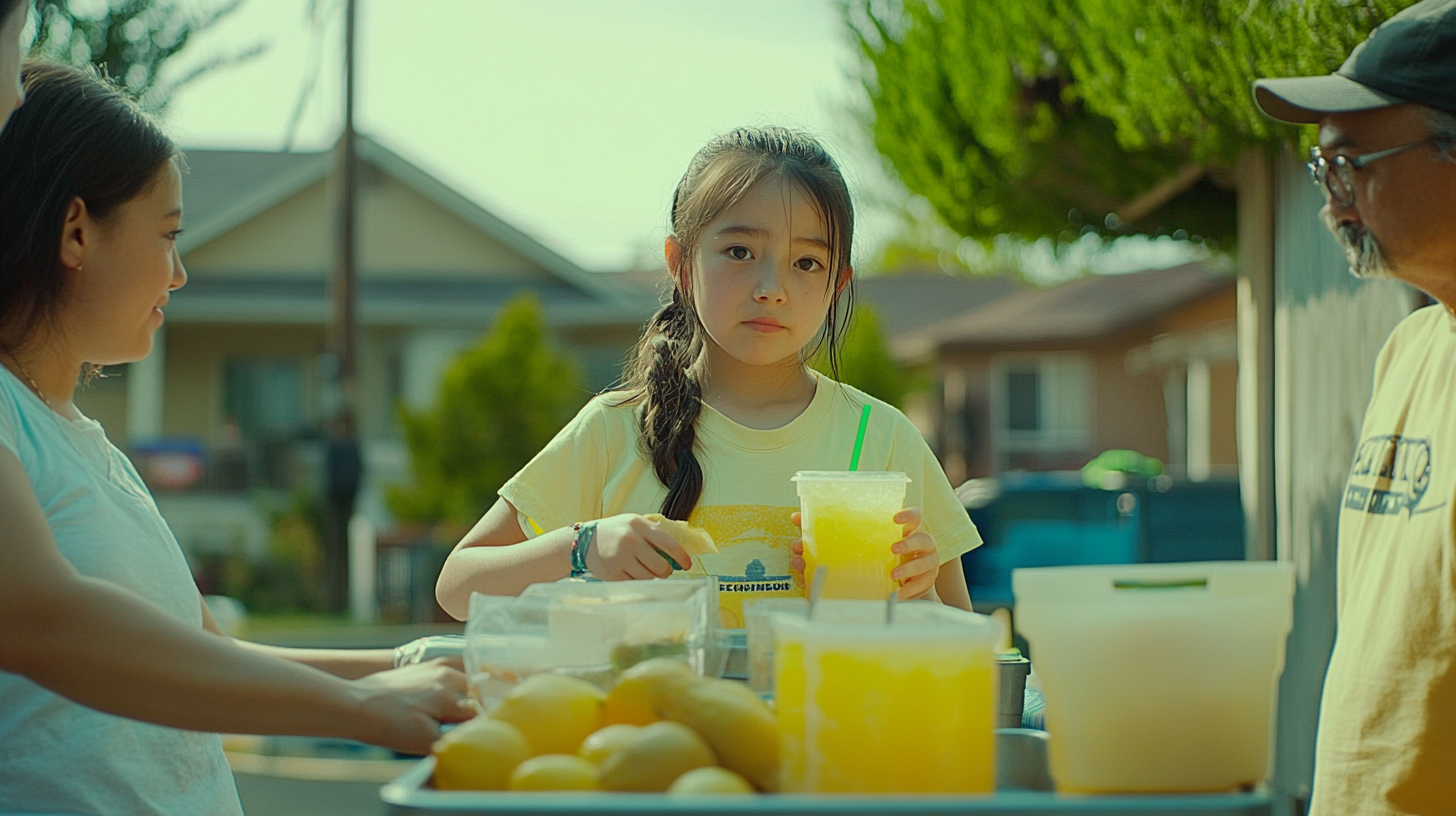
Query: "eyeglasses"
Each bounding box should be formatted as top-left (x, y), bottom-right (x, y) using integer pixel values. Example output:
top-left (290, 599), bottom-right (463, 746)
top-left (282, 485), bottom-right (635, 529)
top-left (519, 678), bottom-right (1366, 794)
top-left (1307, 136), bottom-right (1450, 207)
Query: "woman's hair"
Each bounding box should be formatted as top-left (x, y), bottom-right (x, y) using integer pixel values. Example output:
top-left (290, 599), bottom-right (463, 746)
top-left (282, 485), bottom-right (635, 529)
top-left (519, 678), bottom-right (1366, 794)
top-left (615, 126), bottom-right (856, 520)
top-left (0, 61), bottom-right (178, 348)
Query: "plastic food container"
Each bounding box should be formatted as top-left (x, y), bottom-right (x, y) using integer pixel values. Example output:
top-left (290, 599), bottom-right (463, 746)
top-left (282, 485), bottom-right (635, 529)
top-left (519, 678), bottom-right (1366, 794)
top-left (464, 579), bottom-right (718, 710)
top-left (774, 600), bottom-right (1002, 794)
top-left (1014, 561), bottom-right (1295, 793)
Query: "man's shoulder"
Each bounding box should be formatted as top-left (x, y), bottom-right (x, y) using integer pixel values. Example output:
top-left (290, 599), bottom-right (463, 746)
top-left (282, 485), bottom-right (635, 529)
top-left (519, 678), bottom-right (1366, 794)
top-left (1369, 304), bottom-right (1452, 391)
top-left (1386, 303), bottom-right (1451, 349)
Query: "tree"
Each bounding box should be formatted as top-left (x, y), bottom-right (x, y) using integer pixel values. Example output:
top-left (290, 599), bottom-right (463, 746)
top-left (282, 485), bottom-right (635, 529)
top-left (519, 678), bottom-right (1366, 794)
top-left (815, 304), bottom-right (911, 408)
top-left (389, 295), bottom-right (588, 526)
top-left (31, 0), bottom-right (264, 110)
top-left (846, 0), bottom-right (1413, 247)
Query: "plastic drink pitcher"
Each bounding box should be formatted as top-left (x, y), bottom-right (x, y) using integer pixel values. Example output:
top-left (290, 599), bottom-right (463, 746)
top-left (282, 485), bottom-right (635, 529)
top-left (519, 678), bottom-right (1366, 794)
top-left (774, 600), bottom-right (1001, 793)
top-left (743, 597), bottom-right (809, 696)
top-left (792, 471), bottom-right (910, 600)
top-left (1014, 561), bottom-right (1295, 792)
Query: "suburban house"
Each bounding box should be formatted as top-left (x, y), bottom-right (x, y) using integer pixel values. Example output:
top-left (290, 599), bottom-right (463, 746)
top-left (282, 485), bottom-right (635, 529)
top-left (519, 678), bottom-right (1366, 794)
top-left (855, 263), bottom-right (1239, 485)
top-left (74, 136), bottom-right (656, 556)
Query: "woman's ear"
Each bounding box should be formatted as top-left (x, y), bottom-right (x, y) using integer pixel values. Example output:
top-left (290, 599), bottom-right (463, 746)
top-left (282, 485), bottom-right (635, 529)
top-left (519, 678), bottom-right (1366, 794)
top-left (835, 265), bottom-right (854, 298)
top-left (57, 197), bottom-right (88, 271)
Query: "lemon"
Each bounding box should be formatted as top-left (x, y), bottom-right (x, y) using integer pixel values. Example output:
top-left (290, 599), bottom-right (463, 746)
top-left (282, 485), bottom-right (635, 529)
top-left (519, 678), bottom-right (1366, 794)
top-left (603, 657), bottom-right (693, 726)
top-left (668, 767), bottom-right (756, 795)
top-left (598, 721), bottom-right (717, 792)
top-left (577, 723), bottom-right (640, 765)
top-left (657, 676), bottom-right (780, 792)
top-left (431, 717), bottom-right (531, 791)
top-left (507, 754), bottom-right (600, 791)
top-left (492, 673), bottom-right (606, 756)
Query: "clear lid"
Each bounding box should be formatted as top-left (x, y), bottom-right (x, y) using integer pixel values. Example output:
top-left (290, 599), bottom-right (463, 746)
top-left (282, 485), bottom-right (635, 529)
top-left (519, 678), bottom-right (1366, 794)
top-left (791, 470), bottom-right (911, 483)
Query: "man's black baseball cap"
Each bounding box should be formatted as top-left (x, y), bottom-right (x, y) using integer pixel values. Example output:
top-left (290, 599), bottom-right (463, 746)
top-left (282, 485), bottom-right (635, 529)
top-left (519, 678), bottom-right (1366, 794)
top-left (1254, 0), bottom-right (1456, 124)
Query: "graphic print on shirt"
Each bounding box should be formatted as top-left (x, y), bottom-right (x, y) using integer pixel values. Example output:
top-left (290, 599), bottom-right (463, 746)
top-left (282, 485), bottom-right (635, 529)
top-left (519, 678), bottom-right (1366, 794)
top-left (689, 504), bottom-right (801, 627)
top-left (1345, 433), bottom-right (1435, 515)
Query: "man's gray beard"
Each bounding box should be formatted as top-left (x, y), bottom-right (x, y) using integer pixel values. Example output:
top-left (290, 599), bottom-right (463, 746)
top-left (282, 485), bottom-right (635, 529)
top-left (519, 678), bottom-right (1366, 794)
top-left (1321, 207), bottom-right (1394, 280)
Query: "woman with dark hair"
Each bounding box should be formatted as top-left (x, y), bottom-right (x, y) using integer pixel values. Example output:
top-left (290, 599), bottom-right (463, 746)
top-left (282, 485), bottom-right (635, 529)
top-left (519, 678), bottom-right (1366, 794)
top-left (0, 63), bottom-right (469, 815)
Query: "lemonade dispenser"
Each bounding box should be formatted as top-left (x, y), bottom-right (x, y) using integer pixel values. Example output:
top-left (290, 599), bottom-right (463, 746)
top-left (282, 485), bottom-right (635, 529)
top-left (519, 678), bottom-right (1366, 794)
top-left (774, 600), bottom-right (1001, 794)
top-left (1014, 561), bottom-right (1295, 793)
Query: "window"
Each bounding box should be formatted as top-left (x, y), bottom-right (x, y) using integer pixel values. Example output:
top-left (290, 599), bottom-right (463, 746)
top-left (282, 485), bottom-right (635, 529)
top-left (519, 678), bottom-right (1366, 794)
top-left (993, 354), bottom-right (1091, 450)
top-left (224, 358), bottom-right (308, 437)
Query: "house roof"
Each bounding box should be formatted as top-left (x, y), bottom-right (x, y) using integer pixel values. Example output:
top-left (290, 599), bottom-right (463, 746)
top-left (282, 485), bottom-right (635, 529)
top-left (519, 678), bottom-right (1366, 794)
top-left (853, 271), bottom-right (1023, 341)
top-left (175, 136), bottom-right (643, 312)
top-left (163, 278), bottom-right (644, 328)
top-left (600, 267), bottom-right (1027, 340)
top-left (895, 262), bottom-right (1235, 359)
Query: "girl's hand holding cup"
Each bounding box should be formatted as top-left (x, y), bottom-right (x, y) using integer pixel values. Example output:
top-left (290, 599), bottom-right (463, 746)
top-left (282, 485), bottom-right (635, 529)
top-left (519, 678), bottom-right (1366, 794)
top-left (586, 513), bottom-right (694, 581)
top-left (891, 507), bottom-right (939, 600)
top-left (787, 507), bottom-right (939, 599)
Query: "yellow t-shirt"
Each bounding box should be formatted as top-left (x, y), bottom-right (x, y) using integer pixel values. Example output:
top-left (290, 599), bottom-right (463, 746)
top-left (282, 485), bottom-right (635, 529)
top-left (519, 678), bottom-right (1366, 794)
top-left (1311, 305), bottom-right (1456, 816)
top-left (499, 374), bottom-right (982, 627)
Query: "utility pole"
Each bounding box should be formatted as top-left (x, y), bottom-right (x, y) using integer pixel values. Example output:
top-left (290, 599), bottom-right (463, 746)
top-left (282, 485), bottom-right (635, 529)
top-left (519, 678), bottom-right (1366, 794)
top-left (323, 0), bottom-right (363, 614)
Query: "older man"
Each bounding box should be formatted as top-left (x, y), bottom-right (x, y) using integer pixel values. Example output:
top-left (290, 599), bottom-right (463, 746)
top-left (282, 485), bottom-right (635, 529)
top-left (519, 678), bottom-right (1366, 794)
top-left (1254, 1), bottom-right (1456, 814)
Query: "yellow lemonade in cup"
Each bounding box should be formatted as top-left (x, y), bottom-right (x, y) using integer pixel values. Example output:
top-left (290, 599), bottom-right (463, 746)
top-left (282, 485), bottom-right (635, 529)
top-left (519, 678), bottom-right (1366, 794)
top-left (792, 471), bottom-right (910, 600)
top-left (774, 600), bottom-right (1001, 793)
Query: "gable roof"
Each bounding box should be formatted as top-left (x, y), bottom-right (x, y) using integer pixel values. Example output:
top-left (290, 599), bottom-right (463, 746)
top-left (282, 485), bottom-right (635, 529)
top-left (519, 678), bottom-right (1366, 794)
top-left (176, 135), bottom-right (637, 307)
top-left (895, 262), bottom-right (1235, 359)
top-left (853, 271), bottom-right (1023, 341)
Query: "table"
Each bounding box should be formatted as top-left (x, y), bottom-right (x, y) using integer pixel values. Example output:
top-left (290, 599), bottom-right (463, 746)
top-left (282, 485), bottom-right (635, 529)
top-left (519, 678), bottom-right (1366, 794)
top-left (382, 758), bottom-right (1272, 816)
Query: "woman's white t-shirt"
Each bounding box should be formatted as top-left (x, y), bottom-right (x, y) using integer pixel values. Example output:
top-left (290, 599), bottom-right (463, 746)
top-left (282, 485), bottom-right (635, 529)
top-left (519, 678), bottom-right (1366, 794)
top-left (0, 368), bottom-right (241, 816)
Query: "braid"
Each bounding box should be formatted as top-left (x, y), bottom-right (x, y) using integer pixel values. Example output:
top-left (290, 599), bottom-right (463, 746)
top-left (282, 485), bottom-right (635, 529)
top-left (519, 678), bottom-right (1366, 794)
top-left (636, 293), bottom-right (705, 520)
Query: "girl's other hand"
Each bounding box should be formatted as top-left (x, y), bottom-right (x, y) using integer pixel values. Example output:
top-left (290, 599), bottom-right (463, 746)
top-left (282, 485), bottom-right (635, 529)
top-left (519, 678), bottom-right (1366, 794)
top-left (892, 507), bottom-right (939, 600)
top-left (351, 659), bottom-right (473, 755)
top-left (587, 513), bottom-right (694, 581)
top-left (788, 511), bottom-right (805, 589)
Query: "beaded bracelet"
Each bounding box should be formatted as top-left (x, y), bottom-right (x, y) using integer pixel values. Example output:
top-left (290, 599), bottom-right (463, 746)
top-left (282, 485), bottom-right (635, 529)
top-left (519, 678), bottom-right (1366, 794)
top-left (570, 521), bottom-right (596, 577)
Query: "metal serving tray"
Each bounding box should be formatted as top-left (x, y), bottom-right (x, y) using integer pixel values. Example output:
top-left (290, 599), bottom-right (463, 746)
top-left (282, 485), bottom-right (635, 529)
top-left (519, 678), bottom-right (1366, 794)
top-left (382, 758), bottom-right (1272, 816)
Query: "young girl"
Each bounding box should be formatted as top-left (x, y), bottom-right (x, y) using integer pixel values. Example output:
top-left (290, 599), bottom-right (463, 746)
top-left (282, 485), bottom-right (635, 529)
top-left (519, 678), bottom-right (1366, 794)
top-left (0, 63), bottom-right (469, 815)
top-left (436, 127), bottom-right (979, 626)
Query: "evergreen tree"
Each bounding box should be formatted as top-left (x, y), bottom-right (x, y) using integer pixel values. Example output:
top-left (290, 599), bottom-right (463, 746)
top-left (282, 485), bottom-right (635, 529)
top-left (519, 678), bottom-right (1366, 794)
top-left (816, 304), bottom-right (911, 408)
top-left (389, 294), bottom-right (587, 526)
top-left (31, 0), bottom-right (263, 110)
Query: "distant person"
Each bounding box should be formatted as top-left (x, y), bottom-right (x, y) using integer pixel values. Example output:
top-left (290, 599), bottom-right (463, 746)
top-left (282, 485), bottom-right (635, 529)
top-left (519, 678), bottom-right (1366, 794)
top-left (1254, 1), bottom-right (1456, 813)
top-left (322, 410), bottom-right (364, 610)
top-left (0, 63), bottom-right (469, 815)
top-left (435, 126), bottom-right (980, 625)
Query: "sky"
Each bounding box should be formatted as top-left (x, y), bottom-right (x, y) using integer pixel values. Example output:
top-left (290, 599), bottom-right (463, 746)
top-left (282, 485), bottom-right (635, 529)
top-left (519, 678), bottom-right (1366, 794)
top-left (161, 0), bottom-right (897, 272)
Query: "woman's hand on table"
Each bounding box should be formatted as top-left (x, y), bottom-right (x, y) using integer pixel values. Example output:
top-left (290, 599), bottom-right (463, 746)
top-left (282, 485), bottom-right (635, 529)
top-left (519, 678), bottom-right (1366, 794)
top-left (350, 658), bottom-right (473, 755)
top-left (892, 506), bottom-right (939, 600)
top-left (587, 513), bottom-right (693, 581)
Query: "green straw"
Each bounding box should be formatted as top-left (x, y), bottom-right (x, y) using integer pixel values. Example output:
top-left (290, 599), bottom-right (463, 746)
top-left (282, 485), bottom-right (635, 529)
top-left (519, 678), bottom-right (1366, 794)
top-left (848, 403), bottom-right (872, 471)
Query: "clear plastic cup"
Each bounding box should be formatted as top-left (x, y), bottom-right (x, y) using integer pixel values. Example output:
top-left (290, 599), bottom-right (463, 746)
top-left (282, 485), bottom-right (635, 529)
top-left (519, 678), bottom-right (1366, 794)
top-left (774, 600), bottom-right (1001, 793)
top-left (791, 471), bottom-right (911, 600)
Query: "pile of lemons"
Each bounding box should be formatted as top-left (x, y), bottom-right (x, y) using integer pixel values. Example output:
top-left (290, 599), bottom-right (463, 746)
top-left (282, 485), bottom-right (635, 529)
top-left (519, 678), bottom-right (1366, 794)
top-left (432, 658), bottom-right (778, 794)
